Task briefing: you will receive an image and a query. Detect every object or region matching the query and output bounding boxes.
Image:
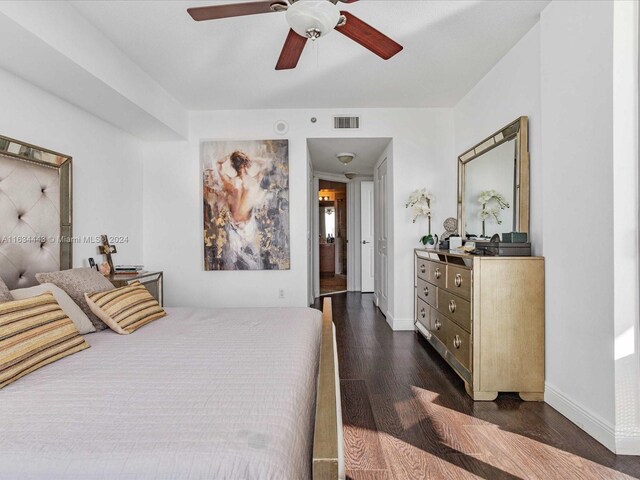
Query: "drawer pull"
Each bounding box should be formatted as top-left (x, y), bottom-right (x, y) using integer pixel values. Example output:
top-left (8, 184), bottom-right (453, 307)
top-left (454, 273), bottom-right (462, 287)
top-left (448, 299), bottom-right (456, 313)
top-left (453, 335), bottom-right (462, 349)
top-left (434, 268), bottom-right (442, 279)
top-left (434, 318), bottom-right (441, 330)
top-left (420, 264), bottom-right (426, 274)
top-left (423, 285), bottom-right (429, 296)
top-left (420, 308), bottom-right (426, 319)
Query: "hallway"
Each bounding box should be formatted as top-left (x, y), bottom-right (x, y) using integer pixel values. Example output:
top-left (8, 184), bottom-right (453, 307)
top-left (313, 292), bottom-right (640, 480)
top-left (320, 274), bottom-right (347, 295)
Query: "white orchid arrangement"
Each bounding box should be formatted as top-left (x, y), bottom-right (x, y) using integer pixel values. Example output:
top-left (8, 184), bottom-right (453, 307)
top-left (406, 188), bottom-right (434, 223)
top-left (478, 190), bottom-right (510, 235)
top-left (406, 188), bottom-right (437, 246)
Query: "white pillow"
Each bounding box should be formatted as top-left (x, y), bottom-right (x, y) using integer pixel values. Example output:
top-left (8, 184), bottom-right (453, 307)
top-left (10, 283), bottom-right (96, 334)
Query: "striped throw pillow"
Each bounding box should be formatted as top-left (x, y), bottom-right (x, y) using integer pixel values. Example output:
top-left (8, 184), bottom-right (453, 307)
top-left (0, 292), bottom-right (90, 389)
top-left (85, 281), bottom-right (166, 335)
top-left (0, 276), bottom-right (12, 303)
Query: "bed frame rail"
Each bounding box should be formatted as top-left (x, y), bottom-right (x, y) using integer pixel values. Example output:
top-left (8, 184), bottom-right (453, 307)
top-left (312, 298), bottom-right (340, 479)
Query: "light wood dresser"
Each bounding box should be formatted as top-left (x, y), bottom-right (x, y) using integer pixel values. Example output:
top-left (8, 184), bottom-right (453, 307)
top-left (414, 249), bottom-right (545, 401)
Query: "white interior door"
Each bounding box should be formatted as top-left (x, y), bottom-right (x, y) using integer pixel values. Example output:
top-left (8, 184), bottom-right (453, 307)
top-left (360, 181), bottom-right (374, 292)
top-left (375, 159), bottom-right (388, 314)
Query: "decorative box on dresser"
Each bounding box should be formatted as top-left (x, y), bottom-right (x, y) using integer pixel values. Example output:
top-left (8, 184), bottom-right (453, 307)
top-left (414, 249), bottom-right (544, 401)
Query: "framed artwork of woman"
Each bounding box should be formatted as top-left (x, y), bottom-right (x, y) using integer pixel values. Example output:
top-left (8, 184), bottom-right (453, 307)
top-left (202, 139), bottom-right (290, 271)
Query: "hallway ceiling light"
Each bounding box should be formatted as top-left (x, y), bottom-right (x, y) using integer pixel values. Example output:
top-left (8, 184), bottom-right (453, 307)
top-left (344, 172), bottom-right (357, 179)
top-left (336, 152), bottom-right (356, 164)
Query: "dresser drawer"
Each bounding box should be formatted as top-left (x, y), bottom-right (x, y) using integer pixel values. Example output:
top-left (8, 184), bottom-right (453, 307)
top-left (437, 289), bottom-right (471, 332)
top-left (428, 261), bottom-right (447, 288)
top-left (416, 277), bottom-right (437, 308)
top-left (445, 317), bottom-right (472, 371)
top-left (431, 309), bottom-right (447, 345)
top-left (416, 257), bottom-right (429, 281)
top-left (446, 265), bottom-right (471, 300)
top-left (416, 297), bottom-right (430, 329)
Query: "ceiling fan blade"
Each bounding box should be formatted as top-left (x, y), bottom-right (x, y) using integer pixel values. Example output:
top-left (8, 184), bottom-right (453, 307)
top-left (336, 11), bottom-right (403, 60)
top-left (187, 1), bottom-right (284, 21)
top-left (276, 29), bottom-right (308, 70)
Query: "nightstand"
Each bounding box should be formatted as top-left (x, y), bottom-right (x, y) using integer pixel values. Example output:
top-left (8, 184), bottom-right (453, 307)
top-left (108, 271), bottom-right (164, 306)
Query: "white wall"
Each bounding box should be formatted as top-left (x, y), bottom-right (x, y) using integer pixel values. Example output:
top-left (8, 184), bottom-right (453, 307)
top-left (540, 0), bottom-right (616, 449)
top-left (0, 68), bottom-right (144, 267)
top-left (143, 108), bottom-right (454, 322)
top-left (612, 0), bottom-right (639, 454)
top-left (389, 116), bottom-right (455, 328)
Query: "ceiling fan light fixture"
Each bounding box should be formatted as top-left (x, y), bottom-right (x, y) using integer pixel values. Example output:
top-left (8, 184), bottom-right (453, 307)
top-left (336, 152), bottom-right (356, 164)
top-left (286, 0), bottom-right (341, 40)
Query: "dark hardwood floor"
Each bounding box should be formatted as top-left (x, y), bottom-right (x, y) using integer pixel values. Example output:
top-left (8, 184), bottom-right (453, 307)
top-left (313, 292), bottom-right (640, 480)
top-left (320, 274), bottom-right (348, 295)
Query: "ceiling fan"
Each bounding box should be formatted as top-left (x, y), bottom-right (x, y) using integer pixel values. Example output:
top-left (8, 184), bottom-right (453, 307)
top-left (187, 0), bottom-right (403, 70)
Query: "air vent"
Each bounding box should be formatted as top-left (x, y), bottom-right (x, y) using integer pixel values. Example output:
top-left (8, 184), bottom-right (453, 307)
top-left (333, 116), bottom-right (361, 129)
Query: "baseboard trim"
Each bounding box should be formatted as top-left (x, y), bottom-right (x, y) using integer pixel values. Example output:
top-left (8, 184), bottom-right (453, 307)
top-left (384, 312), bottom-right (414, 331)
top-left (545, 382), bottom-right (616, 452)
top-left (385, 312), bottom-right (393, 329)
top-left (616, 434), bottom-right (640, 455)
top-left (393, 317), bottom-right (416, 331)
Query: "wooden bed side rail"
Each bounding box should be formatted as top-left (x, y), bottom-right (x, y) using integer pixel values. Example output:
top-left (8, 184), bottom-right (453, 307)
top-left (312, 298), bottom-right (340, 479)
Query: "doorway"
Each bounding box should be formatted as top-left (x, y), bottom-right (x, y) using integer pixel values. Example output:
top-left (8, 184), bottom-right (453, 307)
top-left (360, 180), bottom-right (375, 293)
top-left (319, 180), bottom-right (347, 295)
top-left (307, 137), bottom-right (392, 303)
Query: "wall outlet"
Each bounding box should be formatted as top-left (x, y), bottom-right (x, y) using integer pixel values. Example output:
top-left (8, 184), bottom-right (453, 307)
top-left (278, 289), bottom-right (285, 299)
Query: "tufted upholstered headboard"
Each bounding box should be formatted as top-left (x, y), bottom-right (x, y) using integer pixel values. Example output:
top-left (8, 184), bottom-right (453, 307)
top-left (0, 135), bottom-right (72, 290)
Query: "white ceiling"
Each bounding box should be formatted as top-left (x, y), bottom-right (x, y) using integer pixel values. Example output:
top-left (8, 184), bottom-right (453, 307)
top-left (308, 137), bottom-right (391, 175)
top-left (69, 0), bottom-right (549, 110)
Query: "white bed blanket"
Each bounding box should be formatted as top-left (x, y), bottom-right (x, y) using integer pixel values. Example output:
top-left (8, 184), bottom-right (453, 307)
top-left (0, 307), bottom-right (322, 480)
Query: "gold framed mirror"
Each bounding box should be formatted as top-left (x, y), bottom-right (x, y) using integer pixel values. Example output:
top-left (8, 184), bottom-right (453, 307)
top-left (457, 116), bottom-right (529, 239)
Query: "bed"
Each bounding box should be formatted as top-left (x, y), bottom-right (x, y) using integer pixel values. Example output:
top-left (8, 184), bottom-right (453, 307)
top-left (0, 135), bottom-right (343, 479)
top-left (0, 306), bottom-right (341, 479)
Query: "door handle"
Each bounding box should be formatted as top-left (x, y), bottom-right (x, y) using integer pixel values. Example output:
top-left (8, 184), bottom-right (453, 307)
top-left (362, 240), bottom-right (370, 244)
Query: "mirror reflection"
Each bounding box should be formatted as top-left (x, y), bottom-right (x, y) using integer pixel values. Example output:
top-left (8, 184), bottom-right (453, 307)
top-left (320, 206), bottom-right (335, 240)
top-left (458, 116), bottom-right (529, 240)
top-left (463, 140), bottom-right (516, 238)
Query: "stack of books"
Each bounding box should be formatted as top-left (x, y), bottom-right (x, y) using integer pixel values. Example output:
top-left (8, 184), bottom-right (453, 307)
top-left (113, 265), bottom-right (144, 275)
